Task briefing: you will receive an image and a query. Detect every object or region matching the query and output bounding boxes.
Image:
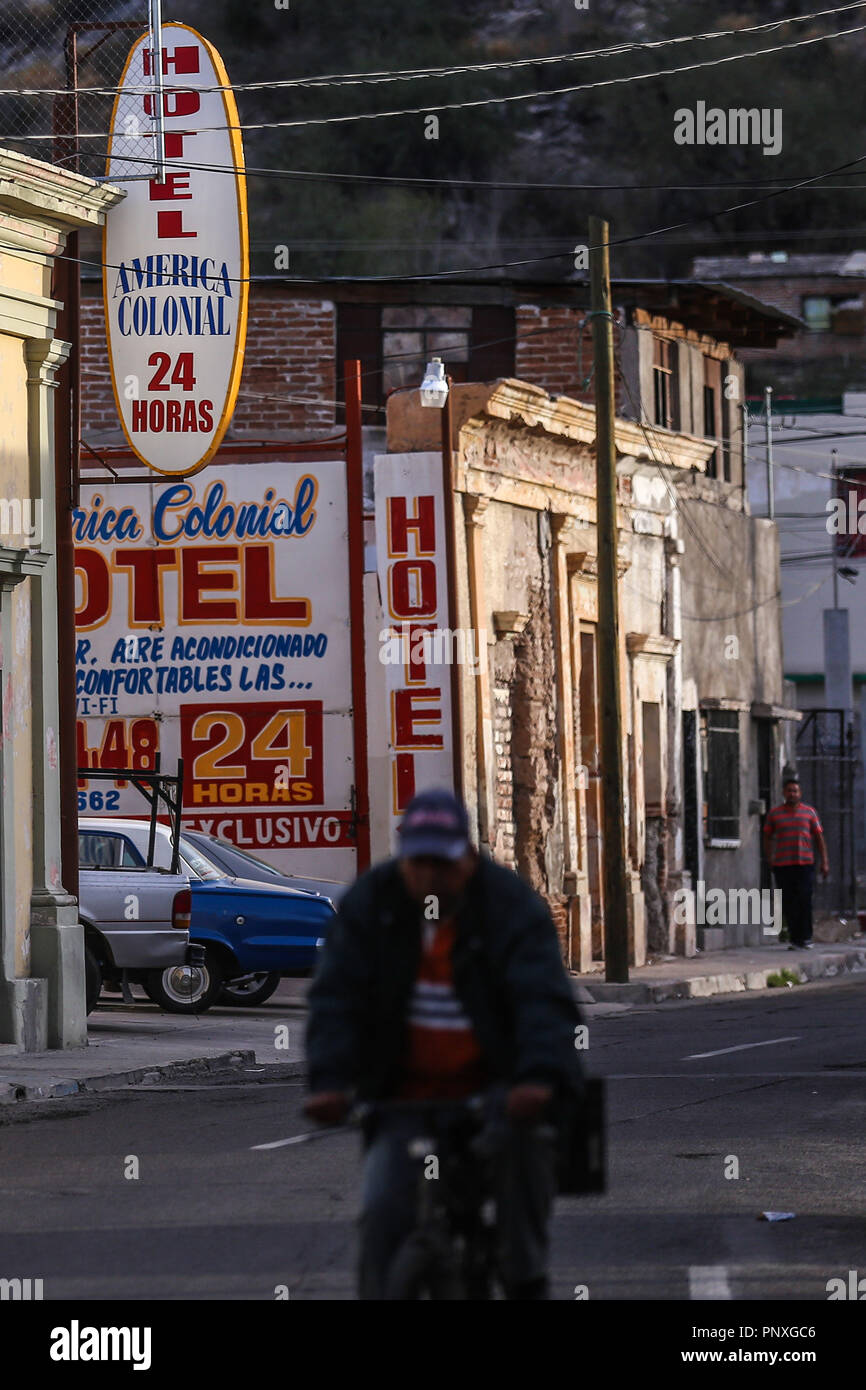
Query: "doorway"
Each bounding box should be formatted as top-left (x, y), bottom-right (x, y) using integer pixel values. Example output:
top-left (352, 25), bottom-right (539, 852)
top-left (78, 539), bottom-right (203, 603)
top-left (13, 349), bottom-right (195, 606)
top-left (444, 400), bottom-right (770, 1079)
top-left (578, 624), bottom-right (604, 957)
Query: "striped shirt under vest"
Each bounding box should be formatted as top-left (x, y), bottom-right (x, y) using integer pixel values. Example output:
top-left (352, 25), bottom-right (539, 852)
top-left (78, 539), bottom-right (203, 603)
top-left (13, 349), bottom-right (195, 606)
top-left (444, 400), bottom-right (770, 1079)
top-left (397, 918), bottom-right (489, 1100)
top-left (764, 802), bottom-right (823, 867)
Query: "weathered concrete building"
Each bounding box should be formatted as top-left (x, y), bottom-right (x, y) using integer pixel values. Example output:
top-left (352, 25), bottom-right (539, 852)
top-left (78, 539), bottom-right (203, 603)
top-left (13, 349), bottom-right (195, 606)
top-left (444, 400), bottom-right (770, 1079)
top-left (0, 149), bottom-right (120, 1048)
top-left (77, 266), bottom-right (801, 963)
top-left (378, 362), bottom-right (798, 965)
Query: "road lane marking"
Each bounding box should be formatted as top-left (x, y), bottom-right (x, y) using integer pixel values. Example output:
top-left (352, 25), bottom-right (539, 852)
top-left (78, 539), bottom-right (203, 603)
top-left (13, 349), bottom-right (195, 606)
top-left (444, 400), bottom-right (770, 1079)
top-left (689, 1266), bottom-right (732, 1300)
top-left (251, 1134), bottom-right (312, 1149)
top-left (607, 1071), bottom-right (866, 1078)
top-left (683, 1036), bottom-right (800, 1060)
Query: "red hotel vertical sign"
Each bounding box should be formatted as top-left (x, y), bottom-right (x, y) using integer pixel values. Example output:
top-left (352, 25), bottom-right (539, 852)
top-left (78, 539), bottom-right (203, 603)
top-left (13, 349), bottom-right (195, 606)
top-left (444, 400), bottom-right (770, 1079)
top-left (375, 453), bottom-right (455, 846)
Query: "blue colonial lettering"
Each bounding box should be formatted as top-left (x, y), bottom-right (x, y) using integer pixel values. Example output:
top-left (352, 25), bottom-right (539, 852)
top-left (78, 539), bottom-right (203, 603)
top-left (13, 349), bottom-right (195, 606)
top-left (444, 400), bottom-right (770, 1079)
top-left (153, 483), bottom-right (195, 541)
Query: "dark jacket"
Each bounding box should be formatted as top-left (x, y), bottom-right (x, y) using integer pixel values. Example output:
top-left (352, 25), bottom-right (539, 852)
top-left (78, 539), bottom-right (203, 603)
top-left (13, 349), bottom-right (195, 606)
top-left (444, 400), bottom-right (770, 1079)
top-left (306, 853), bottom-right (585, 1101)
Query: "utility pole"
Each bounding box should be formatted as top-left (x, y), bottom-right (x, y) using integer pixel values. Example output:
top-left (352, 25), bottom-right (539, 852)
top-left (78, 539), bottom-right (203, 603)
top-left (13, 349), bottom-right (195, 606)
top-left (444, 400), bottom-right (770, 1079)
top-left (53, 30), bottom-right (81, 902)
top-left (741, 401), bottom-right (749, 506)
top-left (589, 216), bottom-right (630, 983)
top-left (764, 385), bottom-right (775, 520)
top-left (831, 449), bottom-right (839, 610)
top-left (440, 376), bottom-right (463, 797)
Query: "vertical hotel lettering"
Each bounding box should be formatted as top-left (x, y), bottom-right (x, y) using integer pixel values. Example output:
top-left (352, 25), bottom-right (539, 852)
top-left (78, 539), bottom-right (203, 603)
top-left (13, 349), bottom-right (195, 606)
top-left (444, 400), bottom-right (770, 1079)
top-left (385, 491), bottom-right (446, 814)
top-left (141, 43), bottom-right (204, 244)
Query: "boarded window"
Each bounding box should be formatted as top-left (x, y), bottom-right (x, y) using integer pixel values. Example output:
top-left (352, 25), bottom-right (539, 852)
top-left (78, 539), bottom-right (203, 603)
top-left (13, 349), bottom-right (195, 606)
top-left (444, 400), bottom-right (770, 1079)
top-left (336, 303), bottom-right (515, 419)
top-left (682, 710), bottom-right (699, 881)
top-left (703, 356), bottom-right (723, 479)
top-left (652, 337), bottom-right (675, 430)
top-left (701, 708), bottom-right (740, 841)
top-left (641, 701), bottom-right (662, 815)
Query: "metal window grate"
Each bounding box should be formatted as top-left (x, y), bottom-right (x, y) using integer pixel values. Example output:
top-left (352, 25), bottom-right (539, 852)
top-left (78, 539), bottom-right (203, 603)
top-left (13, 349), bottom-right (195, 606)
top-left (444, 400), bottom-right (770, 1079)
top-left (795, 709), bottom-right (857, 914)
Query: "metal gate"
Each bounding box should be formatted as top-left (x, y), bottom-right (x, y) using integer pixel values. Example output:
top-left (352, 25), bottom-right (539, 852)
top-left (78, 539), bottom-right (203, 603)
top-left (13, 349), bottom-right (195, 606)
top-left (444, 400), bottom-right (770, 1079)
top-left (795, 709), bottom-right (858, 915)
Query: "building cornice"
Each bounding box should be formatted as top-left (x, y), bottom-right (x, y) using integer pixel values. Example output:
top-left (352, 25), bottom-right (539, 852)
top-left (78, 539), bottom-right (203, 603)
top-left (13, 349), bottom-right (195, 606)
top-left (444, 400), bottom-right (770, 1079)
top-left (472, 379), bottom-right (717, 473)
top-left (0, 147), bottom-right (124, 230)
top-left (626, 633), bottom-right (679, 659)
top-left (0, 547), bottom-right (51, 587)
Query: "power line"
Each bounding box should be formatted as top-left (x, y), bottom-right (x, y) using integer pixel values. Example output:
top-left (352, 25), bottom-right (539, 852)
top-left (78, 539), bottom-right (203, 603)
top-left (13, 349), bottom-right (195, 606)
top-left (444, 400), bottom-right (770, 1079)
top-left (72, 148), bottom-right (866, 194)
top-left (13, 22), bottom-right (866, 141)
top-left (12, 146), bottom-right (866, 290)
top-left (7, 3), bottom-right (865, 100)
top-left (41, 141), bottom-right (866, 198)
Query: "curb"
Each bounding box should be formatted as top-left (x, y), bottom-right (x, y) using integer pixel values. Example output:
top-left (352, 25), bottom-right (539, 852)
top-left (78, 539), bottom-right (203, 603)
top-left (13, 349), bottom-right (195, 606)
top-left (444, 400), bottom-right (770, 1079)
top-left (575, 948), bottom-right (866, 1005)
top-left (0, 1048), bottom-right (257, 1103)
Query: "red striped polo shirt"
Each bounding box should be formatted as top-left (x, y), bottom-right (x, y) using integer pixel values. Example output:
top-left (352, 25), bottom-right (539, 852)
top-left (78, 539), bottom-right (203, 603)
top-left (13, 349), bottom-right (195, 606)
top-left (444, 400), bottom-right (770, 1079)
top-left (764, 801), bottom-right (823, 866)
top-left (397, 918), bottom-right (488, 1101)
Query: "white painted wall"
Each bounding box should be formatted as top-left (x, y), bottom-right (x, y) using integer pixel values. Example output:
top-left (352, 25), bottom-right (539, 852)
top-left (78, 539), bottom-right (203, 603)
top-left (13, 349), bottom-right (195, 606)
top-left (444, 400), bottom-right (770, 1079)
top-left (747, 401), bottom-right (866, 688)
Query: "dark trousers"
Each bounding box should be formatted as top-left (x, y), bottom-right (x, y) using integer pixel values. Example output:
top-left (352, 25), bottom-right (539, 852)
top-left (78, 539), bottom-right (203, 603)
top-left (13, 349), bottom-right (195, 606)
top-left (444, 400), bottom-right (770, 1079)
top-left (773, 864), bottom-right (814, 946)
top-left (358, 1111), bottom-right (556, 1300)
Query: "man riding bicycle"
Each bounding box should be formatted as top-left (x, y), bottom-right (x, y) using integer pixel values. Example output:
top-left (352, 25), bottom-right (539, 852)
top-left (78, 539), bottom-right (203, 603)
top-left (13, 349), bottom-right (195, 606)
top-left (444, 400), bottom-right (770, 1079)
top-left (304, 788), bottom-right (587, 1300)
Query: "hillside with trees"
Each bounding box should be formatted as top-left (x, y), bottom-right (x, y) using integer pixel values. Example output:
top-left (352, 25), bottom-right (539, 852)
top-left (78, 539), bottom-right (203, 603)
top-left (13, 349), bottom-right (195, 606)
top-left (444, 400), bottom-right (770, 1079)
top-left (3, 1), bottom-right (866, 278)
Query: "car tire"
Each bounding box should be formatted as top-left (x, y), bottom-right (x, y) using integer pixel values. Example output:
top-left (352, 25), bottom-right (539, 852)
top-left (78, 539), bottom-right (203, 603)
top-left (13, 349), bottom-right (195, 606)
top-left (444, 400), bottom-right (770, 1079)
top-left (144, 949), bottom-right (224, 1014)
top-left (84, 944), bottom-right (103, 1016)
top-left (219, 972), bottom-right (281, 1007)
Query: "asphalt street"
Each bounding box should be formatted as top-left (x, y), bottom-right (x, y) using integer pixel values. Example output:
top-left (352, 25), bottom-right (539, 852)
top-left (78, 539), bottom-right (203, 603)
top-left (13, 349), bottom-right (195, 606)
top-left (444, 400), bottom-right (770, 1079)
top-left (1, 977), bottom-right (864, 1300)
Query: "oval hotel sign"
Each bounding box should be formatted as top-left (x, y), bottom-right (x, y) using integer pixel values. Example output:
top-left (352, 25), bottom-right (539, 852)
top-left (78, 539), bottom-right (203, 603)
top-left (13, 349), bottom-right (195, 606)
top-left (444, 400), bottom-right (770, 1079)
top-left (103, 23), bottom-right (249, 475)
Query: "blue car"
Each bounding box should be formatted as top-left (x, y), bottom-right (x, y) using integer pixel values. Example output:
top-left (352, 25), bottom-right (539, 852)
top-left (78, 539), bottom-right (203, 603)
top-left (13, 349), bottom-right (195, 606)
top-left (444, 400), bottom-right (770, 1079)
top-left (79, 818), bottom-right (336, 1012)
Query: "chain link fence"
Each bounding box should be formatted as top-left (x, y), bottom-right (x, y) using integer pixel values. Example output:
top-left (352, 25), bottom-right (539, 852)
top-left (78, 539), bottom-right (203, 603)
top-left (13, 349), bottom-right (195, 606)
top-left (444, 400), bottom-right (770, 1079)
top-left (795, 709), bottom-right (859, 917)
top-left (0, 2), bottom-right (152, 177)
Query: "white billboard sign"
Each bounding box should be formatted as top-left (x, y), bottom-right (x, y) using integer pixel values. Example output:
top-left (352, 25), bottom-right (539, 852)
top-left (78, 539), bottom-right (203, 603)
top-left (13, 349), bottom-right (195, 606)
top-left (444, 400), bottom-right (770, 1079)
top-left (74, 462), bottom-right (358, 881)
top-left (103, 23), bottom-right (248, 475)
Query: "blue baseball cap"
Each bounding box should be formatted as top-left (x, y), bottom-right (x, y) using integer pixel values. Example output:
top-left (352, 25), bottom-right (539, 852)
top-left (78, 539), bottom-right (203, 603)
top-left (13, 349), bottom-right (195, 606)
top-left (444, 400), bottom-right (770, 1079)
top-left (397, 789), bottom-right (471, 860)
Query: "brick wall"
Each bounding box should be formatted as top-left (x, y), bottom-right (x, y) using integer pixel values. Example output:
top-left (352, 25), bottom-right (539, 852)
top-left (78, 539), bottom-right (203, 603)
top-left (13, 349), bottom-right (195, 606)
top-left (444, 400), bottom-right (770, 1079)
top-left (80, 292), bottom-right (119, 437)
top-left (516, 304), bottom-right (588, 403)
top-left (515, 302), bottom-right (630, 411)
top-left (547, 896), bottom-right (570, 962)
top-left (736, 275), bottom-right (866, 364)
top-left (492, 681), bottom-right (516, 870)
top-left (82, 282), bottom-right (649, 442)
top-left (80, 285), bottom-right (337, 441)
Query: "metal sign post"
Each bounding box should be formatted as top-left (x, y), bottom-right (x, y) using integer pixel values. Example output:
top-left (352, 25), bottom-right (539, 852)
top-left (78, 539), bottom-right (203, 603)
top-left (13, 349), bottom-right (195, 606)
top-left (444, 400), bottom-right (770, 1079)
top-left (147, 0), bottom-right (166, 181)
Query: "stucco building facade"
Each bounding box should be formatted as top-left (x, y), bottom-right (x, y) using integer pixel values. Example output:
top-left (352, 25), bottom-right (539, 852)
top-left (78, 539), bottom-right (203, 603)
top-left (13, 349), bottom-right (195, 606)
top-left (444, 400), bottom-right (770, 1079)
top-left (0, 148), bottom-right (120, 1048)
top-left (377, 364), bottom-right (798, 967)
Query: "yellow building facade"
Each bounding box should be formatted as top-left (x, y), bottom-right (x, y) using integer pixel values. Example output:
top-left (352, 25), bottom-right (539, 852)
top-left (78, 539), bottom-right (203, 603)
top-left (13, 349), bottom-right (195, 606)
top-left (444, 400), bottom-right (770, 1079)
top-left (0, 148), bottom-right (120, 1049)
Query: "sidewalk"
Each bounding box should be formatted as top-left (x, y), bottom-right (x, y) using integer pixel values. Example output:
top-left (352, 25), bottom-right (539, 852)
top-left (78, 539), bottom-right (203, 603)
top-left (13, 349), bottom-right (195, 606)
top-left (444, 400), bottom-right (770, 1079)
top-left (4, 939), bottom-right (865, 1104)
top-left (0, 995), bottom-right (307, 1103)
top-left (572, 936), bottom-right (866, 1004)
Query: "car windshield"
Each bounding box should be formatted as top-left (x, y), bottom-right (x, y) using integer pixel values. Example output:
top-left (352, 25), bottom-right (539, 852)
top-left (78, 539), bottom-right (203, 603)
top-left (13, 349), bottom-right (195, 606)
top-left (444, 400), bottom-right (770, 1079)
top-left (178, 838), bottom-right (225, 881)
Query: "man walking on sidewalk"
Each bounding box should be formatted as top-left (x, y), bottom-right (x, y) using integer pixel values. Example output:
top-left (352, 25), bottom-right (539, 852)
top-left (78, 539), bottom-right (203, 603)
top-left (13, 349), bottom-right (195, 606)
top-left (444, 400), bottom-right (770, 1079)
top-left (763, 775), bottom-right (830, 950)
